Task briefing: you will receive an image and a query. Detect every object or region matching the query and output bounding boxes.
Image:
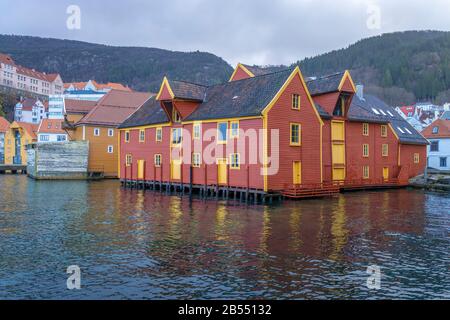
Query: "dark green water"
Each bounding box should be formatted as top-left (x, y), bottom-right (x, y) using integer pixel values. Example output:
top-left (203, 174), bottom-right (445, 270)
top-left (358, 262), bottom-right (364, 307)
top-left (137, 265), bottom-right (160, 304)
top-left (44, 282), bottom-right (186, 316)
top-left (0, 175), bottom-right (448, 300)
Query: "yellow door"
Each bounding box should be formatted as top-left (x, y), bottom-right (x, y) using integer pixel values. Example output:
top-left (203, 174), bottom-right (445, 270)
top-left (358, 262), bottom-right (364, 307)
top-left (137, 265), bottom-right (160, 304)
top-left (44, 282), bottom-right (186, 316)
top-left (171, 160), bottom-right (181, 180)
top-left (293, 161), bottom-right (302, 185)
top-left (333, 168), bottom-right (346, 181)
top-left (332, 144), bottom-right (345, 165)
top-left (137, 160), bottom-right (145, 180)
top-left (383, 167), bottom-right (389, 181)
top-left (217, 159), bottom-right (228, 185)
top-left (331, 121), bottom-right (345, 141)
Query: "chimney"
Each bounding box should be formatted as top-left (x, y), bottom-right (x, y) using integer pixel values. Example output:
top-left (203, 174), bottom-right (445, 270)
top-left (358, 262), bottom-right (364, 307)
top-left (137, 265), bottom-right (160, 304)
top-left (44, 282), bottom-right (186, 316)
top-left (356, 84), bottom-right (364, 100)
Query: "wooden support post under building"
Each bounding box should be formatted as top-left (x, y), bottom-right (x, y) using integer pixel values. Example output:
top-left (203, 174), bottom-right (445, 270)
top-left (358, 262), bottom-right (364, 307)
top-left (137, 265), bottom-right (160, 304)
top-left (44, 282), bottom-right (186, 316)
top-left (189, 165), bottom-right (193, 198)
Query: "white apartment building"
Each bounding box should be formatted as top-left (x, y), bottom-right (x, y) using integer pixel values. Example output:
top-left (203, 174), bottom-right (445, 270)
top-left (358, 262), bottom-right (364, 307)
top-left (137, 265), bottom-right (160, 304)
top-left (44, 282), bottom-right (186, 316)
top-left (0, 53), bottom-right (64, 96)
top-left (15, 98), bottom-right (48, 124)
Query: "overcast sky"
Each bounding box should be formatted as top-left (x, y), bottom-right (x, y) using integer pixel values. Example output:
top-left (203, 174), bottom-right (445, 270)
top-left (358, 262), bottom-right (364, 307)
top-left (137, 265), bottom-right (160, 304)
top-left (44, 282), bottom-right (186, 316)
top-left (1, 0), bottom-right (449, 66)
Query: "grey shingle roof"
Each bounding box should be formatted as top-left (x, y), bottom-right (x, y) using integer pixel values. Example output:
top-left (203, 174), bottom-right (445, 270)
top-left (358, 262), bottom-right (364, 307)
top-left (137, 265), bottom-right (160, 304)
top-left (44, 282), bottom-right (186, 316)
top-left (185, 68), bottom-right (295, 121)
top-left (315, 104), bottom-right (332, 119)
top-left (242, 64), bottom-right (287, 76)
top-left (170, 80), bottom-right (207, 101)
top-left (349, 94), bottom-right (428, 145)
top-left (119, 97), bottom-right (169, 129)
top-left (306, 72), bottom-right (345, 96)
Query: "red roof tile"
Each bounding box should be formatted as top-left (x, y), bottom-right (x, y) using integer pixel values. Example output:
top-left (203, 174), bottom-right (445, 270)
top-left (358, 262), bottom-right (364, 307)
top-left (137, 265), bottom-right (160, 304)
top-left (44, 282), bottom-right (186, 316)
top-left (37, 119), bottom-right (66, 134)
top-left (0, 117), bottom-right (10, 133)
top-left (422, 119), bottom-right (450, 139)
top-left (64, 99), bottom-right (97, 114)
top-left (77, 90), bottom-right (151, 127)
top-left (15, 122), bottom-right (39, 139)
top-left (0, 53), bottom-right (15, 66)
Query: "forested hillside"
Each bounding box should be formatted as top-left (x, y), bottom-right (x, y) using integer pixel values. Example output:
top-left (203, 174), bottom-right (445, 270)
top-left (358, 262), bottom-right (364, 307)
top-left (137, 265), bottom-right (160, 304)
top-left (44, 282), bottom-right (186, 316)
top-left (2, 31), bottom-right (450, 107)
top-left (297, 31), bottom-right (450, 105)
top-left (0, 35), bottom-right (233, 93)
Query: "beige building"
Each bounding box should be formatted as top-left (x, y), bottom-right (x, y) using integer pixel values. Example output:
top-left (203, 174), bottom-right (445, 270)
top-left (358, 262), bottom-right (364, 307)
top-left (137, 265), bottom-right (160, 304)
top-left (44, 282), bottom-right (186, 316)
top-left (0, 53), bottom-right (64, 96)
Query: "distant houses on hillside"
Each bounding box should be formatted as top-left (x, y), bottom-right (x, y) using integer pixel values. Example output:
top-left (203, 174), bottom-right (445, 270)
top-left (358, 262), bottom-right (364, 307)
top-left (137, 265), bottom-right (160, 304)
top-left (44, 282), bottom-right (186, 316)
top-left (0, 53), bottom-right (64, 96)
top-left (64, 80), bottom-right (132, 101)
top-left (395, 102), bottom-right (450, 132)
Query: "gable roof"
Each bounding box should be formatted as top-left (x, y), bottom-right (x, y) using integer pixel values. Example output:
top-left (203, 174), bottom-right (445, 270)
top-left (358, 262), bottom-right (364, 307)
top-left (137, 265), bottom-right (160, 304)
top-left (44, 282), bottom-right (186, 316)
top-left (422, 119), bottom-right (450, 139)
top-left (349, 93), bottom-right (428, 145)
top-left (119, 97), bottom-right (170, 129)
top-left (126, 67), bottom-right (327, 127)
top-left (77, 90), bottom-right (152, 127)
top-left (0, 117), bottom-right (10, 133)
top-left (17, 98), bottom-right (43, 111)
top-left (37, 119), bottom-right (66, 134)
top-left (64, 99), bottom-right (97, 114)
top-left (11, 122), bottom-right (39, 139)
top-left (306, 72), bottom-right (346, 96)
top-left (185, 68), bottom-right (295, 121)
top-left (169, 80), bottom-right (207, 101)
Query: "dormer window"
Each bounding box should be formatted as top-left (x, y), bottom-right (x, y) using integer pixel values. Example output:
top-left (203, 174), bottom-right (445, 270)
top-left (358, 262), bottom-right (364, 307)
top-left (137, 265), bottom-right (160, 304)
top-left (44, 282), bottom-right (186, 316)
top-left (333, 94), bottom-right (350, 117)
top-left (172, 108), bottom-right (181, 123)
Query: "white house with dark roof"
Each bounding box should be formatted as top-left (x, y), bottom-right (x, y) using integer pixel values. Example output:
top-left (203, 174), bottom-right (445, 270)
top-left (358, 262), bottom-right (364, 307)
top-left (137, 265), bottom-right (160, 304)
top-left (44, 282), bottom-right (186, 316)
top-left (14, 98), bottom-right (48, 124)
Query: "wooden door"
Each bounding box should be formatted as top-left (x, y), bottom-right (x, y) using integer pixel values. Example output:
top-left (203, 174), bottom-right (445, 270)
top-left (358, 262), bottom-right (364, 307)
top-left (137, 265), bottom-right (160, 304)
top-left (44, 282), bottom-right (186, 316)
top-left (333, 168), bottom-right (346, 181)
top-left (137, 160), bottom-right (145, 180)
top-left (383, 167), bottom-right (389, 181)
top-left (293, 161), bottom-right (302, 185)
top-left (171, 160), bottom-right (181, 180)
top-left (217, 159), bottom-right (228, 185)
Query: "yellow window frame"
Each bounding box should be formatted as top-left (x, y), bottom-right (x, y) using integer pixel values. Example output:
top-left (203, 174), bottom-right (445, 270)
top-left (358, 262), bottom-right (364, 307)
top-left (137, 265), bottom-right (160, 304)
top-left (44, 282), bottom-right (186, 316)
top-left (171, 128), bottom-right (182, 147)
top-left (139, 129), bottom-right (145, 142)
top-left (125, 130), bottom-right (130, 143)
top-left (414, 153), bottom-right (420, 164)
top-left (193, 123), bottom-right (201, 140)
top-left (292, 94), bottom-right (300, 110)
top-left (230, 121), bottom-right (239, 139)
top-left (172, 108), bottom-right (181, 123)
top-left (290, 123), bottom-right (301, 146)
top-left (217, 122), bottom-right (228, 144)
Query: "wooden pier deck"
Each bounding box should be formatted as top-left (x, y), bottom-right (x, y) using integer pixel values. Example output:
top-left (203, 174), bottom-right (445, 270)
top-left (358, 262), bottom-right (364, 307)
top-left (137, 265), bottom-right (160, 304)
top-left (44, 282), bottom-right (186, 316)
top-left (0, 165), bottom-right (27, 174)
top-left (121, 177), bottom-right (410, 203)
top-left (121, 179), bottom-right (283, 204)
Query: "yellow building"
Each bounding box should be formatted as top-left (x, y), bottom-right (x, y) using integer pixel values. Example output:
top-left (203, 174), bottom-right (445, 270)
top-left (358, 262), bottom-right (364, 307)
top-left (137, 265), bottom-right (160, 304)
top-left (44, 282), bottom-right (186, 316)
top-left (4, 121), bottom-right (38, 165)
top-left (70, 90), bottom-right (151, 177)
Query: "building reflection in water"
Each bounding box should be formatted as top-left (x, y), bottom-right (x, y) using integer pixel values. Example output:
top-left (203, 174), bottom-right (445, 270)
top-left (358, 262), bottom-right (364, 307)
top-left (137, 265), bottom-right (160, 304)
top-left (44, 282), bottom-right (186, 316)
top-left (1, 175), bottom-right (445, 299)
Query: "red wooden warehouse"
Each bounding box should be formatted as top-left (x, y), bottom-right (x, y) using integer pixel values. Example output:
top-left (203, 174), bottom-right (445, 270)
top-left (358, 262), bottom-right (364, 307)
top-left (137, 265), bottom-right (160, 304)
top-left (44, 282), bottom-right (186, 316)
top-left (118, 64), bottom-right (428, 200)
